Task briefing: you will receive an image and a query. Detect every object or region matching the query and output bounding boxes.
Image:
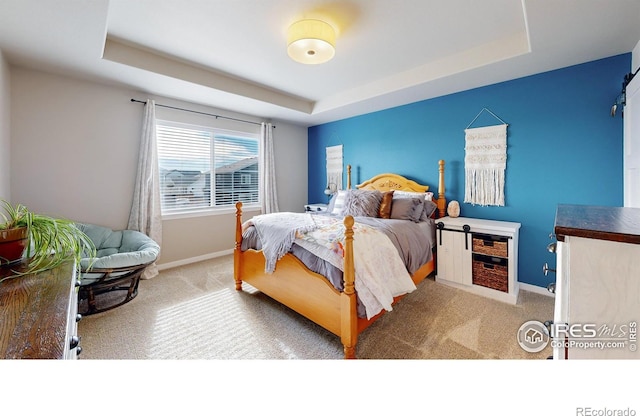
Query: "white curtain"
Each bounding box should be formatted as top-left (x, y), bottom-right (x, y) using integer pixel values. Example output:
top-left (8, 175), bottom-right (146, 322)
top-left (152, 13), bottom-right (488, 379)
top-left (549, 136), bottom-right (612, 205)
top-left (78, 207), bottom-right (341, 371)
top-left (464, 124), bottom-right (507, 206)
top-left (260, 122), bottom-right (279, 214)
top-left (128, 99), bottom-right (162, 279)
top-left (326, 145), bottom-right (343, 192)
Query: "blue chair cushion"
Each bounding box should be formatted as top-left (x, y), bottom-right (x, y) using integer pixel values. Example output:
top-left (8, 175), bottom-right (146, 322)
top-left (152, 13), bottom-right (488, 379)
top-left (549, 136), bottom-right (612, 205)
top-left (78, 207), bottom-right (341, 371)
top-left (75, 223), bottom-right (160, 283)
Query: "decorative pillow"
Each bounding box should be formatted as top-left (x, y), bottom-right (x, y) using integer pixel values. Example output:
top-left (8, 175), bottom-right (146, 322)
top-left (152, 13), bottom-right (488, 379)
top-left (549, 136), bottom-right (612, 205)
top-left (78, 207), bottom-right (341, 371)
top-left (341, 189), bottom-right (383, 217)
top-left (390, 197), bottom-right (424, 222)
top-left (422, 200), bottom-right (438, 220)
top-left (378, 191), bottom-right (394, 219)
top-left (393, 190), bottom-right (436, 221)
top-left (330, 190), bottom-right (348, 215)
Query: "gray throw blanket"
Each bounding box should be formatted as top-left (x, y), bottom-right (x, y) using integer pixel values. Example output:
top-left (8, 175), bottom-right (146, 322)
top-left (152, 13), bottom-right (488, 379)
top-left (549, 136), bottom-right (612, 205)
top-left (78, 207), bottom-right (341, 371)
top-left (249, 213), bottom-right (318, 273)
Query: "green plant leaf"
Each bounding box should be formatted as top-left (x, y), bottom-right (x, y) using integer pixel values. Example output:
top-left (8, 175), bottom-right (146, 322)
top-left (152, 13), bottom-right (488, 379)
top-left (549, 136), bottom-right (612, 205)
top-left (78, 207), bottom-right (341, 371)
top-left (1, 199), bottom-right (96, 277)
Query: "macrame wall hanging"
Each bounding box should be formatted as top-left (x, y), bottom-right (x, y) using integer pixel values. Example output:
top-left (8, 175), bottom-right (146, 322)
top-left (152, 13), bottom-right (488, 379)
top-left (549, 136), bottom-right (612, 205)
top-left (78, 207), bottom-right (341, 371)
top-left (325, 144), bottom-right (343, 193)
top-left (464, 108), bottom-right (508, 206)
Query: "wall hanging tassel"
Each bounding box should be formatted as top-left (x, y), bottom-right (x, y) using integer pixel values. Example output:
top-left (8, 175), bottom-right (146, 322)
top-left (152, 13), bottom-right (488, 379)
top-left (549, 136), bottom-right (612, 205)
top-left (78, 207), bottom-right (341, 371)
top-left (326, 144), bottom-right (343, 191)
top-left (464, 123), bottom-right (508, 206)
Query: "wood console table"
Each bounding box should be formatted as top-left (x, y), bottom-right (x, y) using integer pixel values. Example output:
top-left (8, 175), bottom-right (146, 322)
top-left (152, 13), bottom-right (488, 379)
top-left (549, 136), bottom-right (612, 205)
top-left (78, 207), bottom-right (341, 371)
top-left (0, 261), bottom-right (81, 359)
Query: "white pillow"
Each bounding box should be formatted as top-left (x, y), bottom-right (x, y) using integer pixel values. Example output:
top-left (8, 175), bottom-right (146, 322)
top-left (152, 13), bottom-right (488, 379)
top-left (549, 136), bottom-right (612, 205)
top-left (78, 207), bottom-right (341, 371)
top-left (331, 190), bottom-right (348, 214)
top-left (393, 190), bottom-right (434, 201)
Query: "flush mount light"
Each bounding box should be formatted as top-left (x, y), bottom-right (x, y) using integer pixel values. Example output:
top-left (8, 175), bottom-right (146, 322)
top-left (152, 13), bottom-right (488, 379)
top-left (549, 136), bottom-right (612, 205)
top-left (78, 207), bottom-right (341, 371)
top-left (287, 19), bottom-right (336, 64)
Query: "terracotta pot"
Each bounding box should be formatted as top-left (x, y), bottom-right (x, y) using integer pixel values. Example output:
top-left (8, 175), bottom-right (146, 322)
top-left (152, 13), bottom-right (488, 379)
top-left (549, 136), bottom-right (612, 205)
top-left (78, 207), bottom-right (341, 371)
top-left (0, 227), bottom-right (29, 266)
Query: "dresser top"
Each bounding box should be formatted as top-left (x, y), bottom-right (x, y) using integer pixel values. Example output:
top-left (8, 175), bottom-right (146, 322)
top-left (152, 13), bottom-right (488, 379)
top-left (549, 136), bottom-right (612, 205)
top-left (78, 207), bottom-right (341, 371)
top-left (0, 262), bottom-right (75, 359)
top-left (554, 204), bottom-right (640, 244)
top-left (437, 216), bottom-right (521, 234)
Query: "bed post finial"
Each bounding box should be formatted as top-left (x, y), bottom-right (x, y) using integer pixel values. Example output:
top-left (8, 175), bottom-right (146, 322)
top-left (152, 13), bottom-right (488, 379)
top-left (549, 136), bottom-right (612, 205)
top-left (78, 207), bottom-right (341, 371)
top-left (347, 164), bottom-right (352, 189)
top-left (234, 201), bottom-right (243, 291)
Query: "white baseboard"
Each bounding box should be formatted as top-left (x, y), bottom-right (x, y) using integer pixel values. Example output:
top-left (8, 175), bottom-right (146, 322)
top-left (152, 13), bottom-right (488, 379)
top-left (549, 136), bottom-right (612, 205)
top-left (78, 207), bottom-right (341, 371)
top-left (519, 282), bottom-right (554, 297)
top-left (157, 249), bottom-right (234, 271)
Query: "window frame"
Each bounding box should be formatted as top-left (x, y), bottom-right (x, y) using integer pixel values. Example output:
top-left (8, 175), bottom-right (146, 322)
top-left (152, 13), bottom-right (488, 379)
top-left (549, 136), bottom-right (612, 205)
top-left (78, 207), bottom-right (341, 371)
top-left (155, 119), bottom-right (261, 219)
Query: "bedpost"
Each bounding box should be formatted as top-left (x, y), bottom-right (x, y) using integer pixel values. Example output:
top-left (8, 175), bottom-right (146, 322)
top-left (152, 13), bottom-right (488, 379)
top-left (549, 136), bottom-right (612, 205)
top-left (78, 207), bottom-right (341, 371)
top-left (234, 201), bottom-right (243, 291)
top-left (340, 215), bottom-right (357, 359)
top-left (347, 164), bottom-right (352, 189)
top-left (437, 160), bottom-right (446, 218)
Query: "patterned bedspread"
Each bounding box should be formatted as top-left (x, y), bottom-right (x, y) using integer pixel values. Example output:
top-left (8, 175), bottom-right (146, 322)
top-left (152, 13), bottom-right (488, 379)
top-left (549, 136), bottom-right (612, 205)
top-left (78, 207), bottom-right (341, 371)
top-left (249, 214), bottom-right (418, 319)
top-left (298, 215), bottom-right (416, 319)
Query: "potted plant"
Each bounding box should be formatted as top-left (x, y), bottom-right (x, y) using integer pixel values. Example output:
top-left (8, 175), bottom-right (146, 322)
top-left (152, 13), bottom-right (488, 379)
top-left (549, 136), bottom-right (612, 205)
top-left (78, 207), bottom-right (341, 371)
top-left (0, 199), bottom-right (96, 277)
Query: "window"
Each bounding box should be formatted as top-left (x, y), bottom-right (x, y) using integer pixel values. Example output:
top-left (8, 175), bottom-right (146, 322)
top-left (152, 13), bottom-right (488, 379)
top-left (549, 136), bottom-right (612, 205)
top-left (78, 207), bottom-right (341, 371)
top-left (156, 120), bottom-right (259, 214)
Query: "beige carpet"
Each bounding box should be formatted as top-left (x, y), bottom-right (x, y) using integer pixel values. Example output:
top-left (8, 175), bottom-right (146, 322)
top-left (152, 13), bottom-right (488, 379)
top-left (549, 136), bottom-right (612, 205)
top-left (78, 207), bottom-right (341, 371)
top-left (78, 254), bottom-right (554, 360)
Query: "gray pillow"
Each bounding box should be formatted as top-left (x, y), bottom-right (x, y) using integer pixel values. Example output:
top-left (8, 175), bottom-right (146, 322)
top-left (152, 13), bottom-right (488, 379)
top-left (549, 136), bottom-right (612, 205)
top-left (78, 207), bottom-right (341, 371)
top-left (341, 189), bottom-right (383, 217)
top-left (392, 191), bottom-right (437, 222)
top-left (390, 197), bottom-right (424, 222)
top-left (421, 200), bottom-right (438, 221)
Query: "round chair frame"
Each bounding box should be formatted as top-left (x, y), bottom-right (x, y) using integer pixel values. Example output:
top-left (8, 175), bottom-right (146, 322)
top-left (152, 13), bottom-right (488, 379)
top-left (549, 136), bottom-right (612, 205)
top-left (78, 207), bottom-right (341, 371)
top-left (78, 261), bottom-right (154, 315)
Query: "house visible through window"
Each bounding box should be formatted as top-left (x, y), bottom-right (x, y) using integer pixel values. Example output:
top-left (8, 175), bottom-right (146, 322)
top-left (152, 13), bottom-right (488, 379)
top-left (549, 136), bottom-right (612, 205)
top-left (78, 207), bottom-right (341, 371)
top-left (156, 120), bottom-right (260, 214)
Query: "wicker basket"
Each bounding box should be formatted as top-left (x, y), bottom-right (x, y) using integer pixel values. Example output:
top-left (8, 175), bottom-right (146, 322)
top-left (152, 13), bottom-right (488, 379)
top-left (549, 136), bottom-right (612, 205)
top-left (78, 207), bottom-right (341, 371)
top-left (472, 233), bottom-right (508, 257)
top-left (472, 254), bottom-right (508, 292)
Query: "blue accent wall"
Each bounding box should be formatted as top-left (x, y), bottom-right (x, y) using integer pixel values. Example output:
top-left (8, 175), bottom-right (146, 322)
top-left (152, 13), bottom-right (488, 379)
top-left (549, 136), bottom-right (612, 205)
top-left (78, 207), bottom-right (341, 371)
top-left (308, 53), bottom-right (630, 289)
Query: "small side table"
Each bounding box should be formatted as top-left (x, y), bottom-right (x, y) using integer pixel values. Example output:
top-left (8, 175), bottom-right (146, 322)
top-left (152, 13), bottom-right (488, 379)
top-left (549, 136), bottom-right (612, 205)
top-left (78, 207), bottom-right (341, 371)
top-left (436, 216), bottom-right (520, 304)
top-left (304, 203), bottom-right (328, 213)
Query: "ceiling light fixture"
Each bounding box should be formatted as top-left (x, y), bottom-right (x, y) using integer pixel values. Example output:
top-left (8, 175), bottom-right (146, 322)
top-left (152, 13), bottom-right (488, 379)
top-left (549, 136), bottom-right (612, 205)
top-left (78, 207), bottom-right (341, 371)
top-left (287, 19), bottom-right (336, 65)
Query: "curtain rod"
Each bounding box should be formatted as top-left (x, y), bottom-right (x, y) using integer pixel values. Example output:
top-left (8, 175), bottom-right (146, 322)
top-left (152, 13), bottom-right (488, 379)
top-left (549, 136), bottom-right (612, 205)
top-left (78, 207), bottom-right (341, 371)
top-left (130, 99), bottom-right (275, 128)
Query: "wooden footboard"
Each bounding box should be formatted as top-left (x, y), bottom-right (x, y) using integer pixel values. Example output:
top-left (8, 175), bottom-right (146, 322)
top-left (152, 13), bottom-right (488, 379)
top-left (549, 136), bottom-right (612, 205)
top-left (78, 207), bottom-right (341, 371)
top-left (234, 202), bottom-right (359, 358)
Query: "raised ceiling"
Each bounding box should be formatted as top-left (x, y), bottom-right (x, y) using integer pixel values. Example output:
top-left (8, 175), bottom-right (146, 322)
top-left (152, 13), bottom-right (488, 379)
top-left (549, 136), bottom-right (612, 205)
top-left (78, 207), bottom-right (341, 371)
top-left (0, 0), bottom-right (639, 127)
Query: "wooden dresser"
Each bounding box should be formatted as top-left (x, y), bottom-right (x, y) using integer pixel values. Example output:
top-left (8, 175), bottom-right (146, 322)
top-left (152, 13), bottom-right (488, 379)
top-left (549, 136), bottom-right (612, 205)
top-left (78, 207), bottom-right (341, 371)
top-left (552, 204), bottom-right (640, 359)
top-left (0, 261), bottom-right (81, 359)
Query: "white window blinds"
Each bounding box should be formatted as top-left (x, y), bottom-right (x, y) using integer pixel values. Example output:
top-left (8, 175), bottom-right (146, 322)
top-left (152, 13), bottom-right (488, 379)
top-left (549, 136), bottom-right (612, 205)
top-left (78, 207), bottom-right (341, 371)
top-left (156, 121), bottom-right (259, 213)
top-left (212, 134), bottom-right (259, 207)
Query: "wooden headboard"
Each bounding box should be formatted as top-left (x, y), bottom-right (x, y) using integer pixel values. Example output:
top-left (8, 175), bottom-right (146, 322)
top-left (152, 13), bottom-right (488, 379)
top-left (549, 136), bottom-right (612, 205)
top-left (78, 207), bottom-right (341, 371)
top-left (345, 160), bottom-right (446, 218)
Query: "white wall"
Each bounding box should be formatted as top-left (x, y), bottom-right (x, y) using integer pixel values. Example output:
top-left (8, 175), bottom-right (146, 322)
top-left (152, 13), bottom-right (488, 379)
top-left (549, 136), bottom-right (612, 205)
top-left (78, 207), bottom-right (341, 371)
top-left (0, 50), bottom-right (10, 201)
top-left (11, 69), bottom-right (141, 225)
top-left (10, 67), bottom-right (308, 266)
top-left (625, 39), bottom-right (640, 207)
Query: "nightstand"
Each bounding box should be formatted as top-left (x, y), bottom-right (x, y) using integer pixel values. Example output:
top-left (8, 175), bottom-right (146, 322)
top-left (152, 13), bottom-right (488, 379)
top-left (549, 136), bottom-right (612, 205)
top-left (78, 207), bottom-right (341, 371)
top-left (436, 216), bottom-right (520, 304)
top-left (304, 203), bottom-right (328, 212)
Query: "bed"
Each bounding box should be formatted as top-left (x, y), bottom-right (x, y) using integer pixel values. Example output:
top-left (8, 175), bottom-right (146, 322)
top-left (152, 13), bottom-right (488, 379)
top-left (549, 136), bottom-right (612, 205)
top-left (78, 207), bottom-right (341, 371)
top-left (234, 160), bottom-right (446, 358)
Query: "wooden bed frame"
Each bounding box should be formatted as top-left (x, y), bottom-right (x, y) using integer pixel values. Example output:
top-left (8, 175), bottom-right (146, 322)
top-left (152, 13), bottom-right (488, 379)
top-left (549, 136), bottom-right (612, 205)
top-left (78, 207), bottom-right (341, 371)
top-left (234, 160), bottom-right (446, 358)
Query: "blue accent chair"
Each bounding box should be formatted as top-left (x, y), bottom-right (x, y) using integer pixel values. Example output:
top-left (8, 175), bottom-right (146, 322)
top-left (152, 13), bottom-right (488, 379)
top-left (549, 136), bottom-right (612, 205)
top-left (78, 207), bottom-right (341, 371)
top-left (76, 223), bottom-right (160, 315)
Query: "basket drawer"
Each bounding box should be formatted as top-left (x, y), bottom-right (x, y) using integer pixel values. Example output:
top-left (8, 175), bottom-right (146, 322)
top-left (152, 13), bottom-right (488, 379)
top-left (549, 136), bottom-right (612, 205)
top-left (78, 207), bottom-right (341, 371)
top-left (472, 254), bottom-right (508, 293)
top-left (472, 233), bottom-right (508, 257)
